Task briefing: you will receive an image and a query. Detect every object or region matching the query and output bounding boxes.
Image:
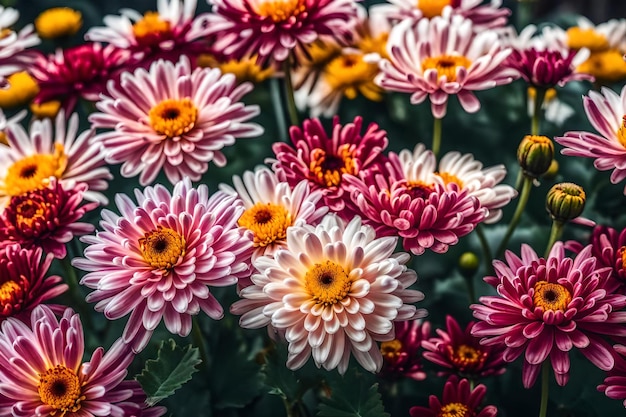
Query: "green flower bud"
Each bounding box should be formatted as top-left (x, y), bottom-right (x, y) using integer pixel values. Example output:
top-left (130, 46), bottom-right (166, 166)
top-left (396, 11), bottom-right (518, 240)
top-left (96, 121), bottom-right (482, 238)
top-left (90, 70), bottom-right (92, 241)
top-left (541, 159), bottom-right (559, 181)
top-left (517, 135), bottom-right (554, 178)
top-left (546, 182), bottom-right (586, 222)
top-left (458, 251), bottom-right (480, 278)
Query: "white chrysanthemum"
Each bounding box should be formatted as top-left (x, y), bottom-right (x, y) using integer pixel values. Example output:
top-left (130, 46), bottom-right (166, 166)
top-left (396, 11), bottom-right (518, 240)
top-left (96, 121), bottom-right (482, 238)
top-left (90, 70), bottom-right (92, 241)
top-left (231, 214), bottom-right (426, 374)
top-left (0, 6), bottom-right (39, 78)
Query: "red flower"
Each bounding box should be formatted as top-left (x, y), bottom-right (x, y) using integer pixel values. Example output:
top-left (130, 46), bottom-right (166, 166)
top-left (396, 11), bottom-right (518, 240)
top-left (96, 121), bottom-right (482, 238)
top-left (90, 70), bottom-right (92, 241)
top-left (380, 320), bottom-right (430, 381)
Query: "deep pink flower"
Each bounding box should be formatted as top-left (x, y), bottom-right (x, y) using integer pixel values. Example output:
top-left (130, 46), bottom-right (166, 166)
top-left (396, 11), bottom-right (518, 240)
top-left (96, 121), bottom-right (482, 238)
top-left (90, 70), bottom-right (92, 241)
top-left (422, 315), bottom-right (507, 379)
top-left (506, 47), bottom-right (593, 88)
top-left (380, 319), bottom-right (430, 381)
top-left (271, 116), bottom-right (388, 212)
top-left (598, 344), bottom-right (626, 408)
top-left (409, 375), bottom-right (498, 417)
top-left (471, 243), bottom-right (626, 388)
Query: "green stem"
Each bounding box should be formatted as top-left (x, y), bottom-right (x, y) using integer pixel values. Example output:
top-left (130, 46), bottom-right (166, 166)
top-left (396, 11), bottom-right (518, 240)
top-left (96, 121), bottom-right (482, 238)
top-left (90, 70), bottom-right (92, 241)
top-left (282, 58), bottom-right (299, 128)
top-left (270, 77), bottom-right (288, 142)
top-left (475, 224), bottom-right (492, 274)
top-left (531, 87), bottom-right (546, 136)
top-left (538, 361), bottom-right (550, 417)
top-left (61, 257), bottom-right (94, 330)
top-left (544, 221), bottom-right (564, 258)
top-left (192, 316), bottom-right (210, 372)
top-left (496, 176), bottom-right (533, 259)
top-left (432, 116), bottom-right (443, 157)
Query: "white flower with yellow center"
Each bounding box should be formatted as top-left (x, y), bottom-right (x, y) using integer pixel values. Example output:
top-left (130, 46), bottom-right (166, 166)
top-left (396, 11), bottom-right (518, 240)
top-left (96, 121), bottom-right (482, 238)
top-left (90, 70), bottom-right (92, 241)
top-left (231, 214), bottom-right (426, 374)
top-left (0, 6), bottom-right (40, 78)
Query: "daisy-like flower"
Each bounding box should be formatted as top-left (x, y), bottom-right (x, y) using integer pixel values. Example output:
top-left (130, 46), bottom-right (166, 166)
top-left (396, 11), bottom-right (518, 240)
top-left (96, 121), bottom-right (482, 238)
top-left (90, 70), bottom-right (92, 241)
top-left (231, 214), bottom-right (426, 374)
top-left (376, 15), bottom-right (516, 118)
top-left (379, 319), bottom-right (430, 381)
top-left (218, 166), bottom-right (327, 262)
top-left (73, 178), bottom-right (253, 352)
top-left (197, 52), bottom-right (276, 84)
top-left (471, 243), bottom-right (626, 388)
top-left (555, 85), bottom-right (626, 194)
top-left (409, 375), bottom-right (498, 417)
top-left (89, 56), bottom-right (263, 186)
top-left (598, 344), bottom-right (626, 408)
top-left (343, 144), bottom-right (488, 255)
top-left (422, 315), bottom-right (507, 379)
top-left (0, 6), bottom-right (40, 78)
top-left (85, 0), bottom-right (211, 66)
top-left (203, 0), bottom-right (359, 64)
top-left (0, 305), bottom-right (137, 417)
top-left (30, 42), bottom-right (131, 114)
top-left (0, 244), bottom-right (67, 321)
top-left (0, 111), bottom-right (112, 207)
top-left (271, 116), bottom-right (388, 212)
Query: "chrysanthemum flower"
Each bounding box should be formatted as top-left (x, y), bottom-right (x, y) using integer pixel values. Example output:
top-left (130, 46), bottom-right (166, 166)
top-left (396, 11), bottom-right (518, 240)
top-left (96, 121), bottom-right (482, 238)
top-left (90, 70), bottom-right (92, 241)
top-left (0, 305), bottom-right (137, 417)
top-left (0, 71), bottom-right (39, 109)
top-left (598, 344), bottom-right (626, 408)
top-left (0, 111), bottom-right (112, 206)
top-left (271, 116), bottom-right (388, 212)
top-left (35, 7), bottom-right (82, 39)
top-left (422, 315), bottom-right (507, 379)
top-left (73, 178), bottom-right (253, 352)
top-left (409, 375), bottom-right (498, 417)
top-left (203, 0), bottom-right (359, 64)
top-left (555, 85), bottom-right (626, 194)
top-left (0, 244), bottom-right (67, 321)
top-left (116, 381), bottom-right (167, 417)
top-left (231, 214), bottom-right (426, 374)
top-left (376, 15), bottom-right (516, 118)
top-left (471, 243), bottom-right (626, 388)
top-left (89, 56), bottom-right (263, 186)
top-left (85, 0), bottom-right (211, 66)
top-left (218, 166), bottom-right (327, 262)
top-left (197, 52), bottom-right (276, 84)
top-left (30, 42), bottom-right (131, 114)
top-left (0, 6), bottom-right (40, 78)
top-left (379, 319), bottom-right (430, 381)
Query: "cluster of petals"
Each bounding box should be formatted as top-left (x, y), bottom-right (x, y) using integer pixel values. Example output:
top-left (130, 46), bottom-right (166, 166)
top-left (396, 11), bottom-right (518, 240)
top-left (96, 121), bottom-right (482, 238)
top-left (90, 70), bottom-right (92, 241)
top-left (343, 144), bottom-right (487, 255)
top-left (89, 56), bottom-right (263, 186)
top-left (203, 0), bottom-right (359, 64)
top-left (376, 14), bottom-right (517, 118)
top-left (555, 84), bottom-right (626, 194)
top-left (271, 116), bottom-right (388, 212)
top-left (231, 214), bottom-right (426, 374)
top-left (0, 6), bottom-right (40, 78)
top-left (0, 111), bottom-right (112, 206)
top-left (598, 344), bottom-right (626, 408)
top-left (0, 305), bottom-right (158, 417)
top-left (73, 178), bottom-right (253, 352)
top-left (379, 319), bottom-right (430, 381)
top-left (471, 243), bottom-right (626, 388)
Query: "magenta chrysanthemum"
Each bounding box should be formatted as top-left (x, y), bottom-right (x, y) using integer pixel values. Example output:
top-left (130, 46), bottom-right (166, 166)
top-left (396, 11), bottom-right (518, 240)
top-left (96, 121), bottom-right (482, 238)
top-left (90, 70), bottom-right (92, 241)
top-left (0, 305), bottom-right (139, 417)
top-left (422, 315), bottom-right (507, 379)
top-left (471, 243), bottom-right (626, 388)
top-left (0, 6), bottom-right (40, 78)
top-left (89, 56), bottom-right (263, 186)
top-left (73, 178), bottom-right (253, 352)
top-left (271, 116), bottom-right (389, 212)
top-left (376, 15), bottom-right (516, 118)
top-left (555, 85), bottom-right (626, 194)
top-left (379, 319), bottom-right (430, 381)
top-left (598, 344), bottom-right (626, 408)
top-left (506, 47), bottom-right (592, 88)
top-left (231, 214), bottom-right (426, 374)
top-left (203, 0), bottom-right (359, 64)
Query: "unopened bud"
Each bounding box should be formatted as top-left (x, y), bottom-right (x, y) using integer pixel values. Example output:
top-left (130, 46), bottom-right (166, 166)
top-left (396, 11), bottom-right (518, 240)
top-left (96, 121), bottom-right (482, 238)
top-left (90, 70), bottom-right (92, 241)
top-left (541, 159), bottom-right (559, 181)
top-left (546, 182), bottom-right (586, 222)
top-left (458, 251), bottom-right (480, 278)
top-left (517, 135), bottom-right (554, 178)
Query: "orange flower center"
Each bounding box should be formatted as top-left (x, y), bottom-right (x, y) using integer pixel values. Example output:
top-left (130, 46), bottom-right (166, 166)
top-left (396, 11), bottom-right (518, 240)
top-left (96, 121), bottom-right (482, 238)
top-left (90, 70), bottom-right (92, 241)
top-left (252, 0), bottom-right (307, 22)
top-left (238, 202), bottom-right (292, 247)
top-left (436, 172), bottom-right (464, 188)
top-left (38, 365), bottom-right (84, 414)
top-left (14, 197), bottom-right (47, 232)
top-left (566, 27), bottom-right (609, 52)
top-left (405, 181), bottom-right (435, 200)
top-left (324, 53), bottom-right (383, 101)
top-left (418, 0), bottom-right (452, 19)
top-left (304, 260), bottom-right (352, 306)
top-left (381, 339), bottom-right (403, 360)
top-left (3, 144), bottom-right (67, 197)
top-left (309, 145), bottom-right (356, 187)
top-left (139, 227), bottom-right (186, 272)
top-left (450, 344), bottom-right (485, 370)
top-left (438, 402), bottom-right (472, 417)
top-left (148, 98), bottom-right (197, 138)
top-left (617, 115), bottom-right (626, 149)
top-left (0, 280), bottom-right (23, 307)
top-left (422, 55), bottom-right (472, 82)
top-left (132, 11), bottom-right (171, 41)
top-left (533, 281), bottom-right (572, 312)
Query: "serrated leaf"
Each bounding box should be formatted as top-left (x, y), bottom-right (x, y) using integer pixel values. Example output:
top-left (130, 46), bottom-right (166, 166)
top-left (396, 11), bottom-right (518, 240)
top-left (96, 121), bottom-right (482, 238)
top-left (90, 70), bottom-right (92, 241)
top-left (136, 339), bottom-right (202, 406)
top-left (317, 370), bottom-right (390, 417)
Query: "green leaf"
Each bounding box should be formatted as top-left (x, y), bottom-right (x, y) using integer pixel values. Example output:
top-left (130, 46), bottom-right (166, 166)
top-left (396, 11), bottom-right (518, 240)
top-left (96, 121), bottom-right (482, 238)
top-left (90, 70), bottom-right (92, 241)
top-left (317, 370), bottom-right (390, 417)
top-left (136, 339), bottom-right (202, 406)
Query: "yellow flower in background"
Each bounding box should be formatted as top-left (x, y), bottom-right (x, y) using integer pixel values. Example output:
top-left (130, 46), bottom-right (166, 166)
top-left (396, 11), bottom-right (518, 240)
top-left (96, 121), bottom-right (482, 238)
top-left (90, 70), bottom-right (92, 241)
top-left (566, 27), bottom-right (609, 52)
top-left (197, 54), bottom-right (275, 84)
top-left (578, 49), bottom-right (626, 84)
top-left (30, 100), bottom-right (61, 119)
top-left (0, 72), bottom-right (39, 109)
top-left (35, 7), bottom-right (82, 39)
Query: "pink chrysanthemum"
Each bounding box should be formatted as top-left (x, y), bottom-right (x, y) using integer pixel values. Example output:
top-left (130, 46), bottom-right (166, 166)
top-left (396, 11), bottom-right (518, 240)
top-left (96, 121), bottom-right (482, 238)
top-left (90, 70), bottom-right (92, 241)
top-left (343, 145), bottom-right (487, 255)
top-left (471, 243), bottom-right (626, 388)
top-left (555, 85), bottom-right (626, 194)
top-left (409, 375), bottom-right (498, 417)
top-left (506, 48), bottom-right (592, 88)
top-left (0, 305), bottom-right (137, 417)
top-left (0, 179), bottom-right (98, 259)
top-left (30, 42), bottom-right (131, 114)
top-left (85, 0), bottom-right (211, 66)
top-left (0, 244), bottom-right (67, 321)
top-left (271, 116), bottom-right (388, 212)
top-left (376, 15), bottom-right (516, 118)
top-left (0, 111), bottom-right (113, 206)
top-left (231, 214), bottom-right (426, 374)
top-left (89, 56), bottom-right (263, 186)
top-left (0, 6), bottom-right (40, 78)
top-left (598, 344), bottom-right (626, 408)
top-left (422, 315), bottom-right (507, 379)
top-left (203, 0), bottom-right (359, 64)
top-left (116, 381), bottom-right (167, 417)
top-left (379, 319), bottom-right (430, 381)
top-left (73, 178), bottom-right (253, 352)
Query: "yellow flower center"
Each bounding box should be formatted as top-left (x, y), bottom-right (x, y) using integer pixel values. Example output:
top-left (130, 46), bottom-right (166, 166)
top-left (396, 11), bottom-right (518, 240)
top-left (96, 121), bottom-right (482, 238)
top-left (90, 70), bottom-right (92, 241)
top-left (30, 100), bottom-right (62, 119)
top-left (418, 0), bottom-right (452, 19)
top-left (566, 27), bottom-right (609, 52)
top-left (617, 115), bottom-right (626, 149)
top-left (132, 11), bottom-right (171, 41)
top-left (436, 172), bottom-right (464, 188)
top-left (0, 280), bottom-right (22, 305)
top-left (252, 0), bottom-right (307, 23)
top-left (304, 260), bottom-right (352, 306)
top-left (450, 344), bottom-right (485, 369)
top-left (0, 71), bottom-right (40, 109)
top-left (139, 227), bottom-right (186, 271)
top-left (358, 32), bottom-right (389, 58)
top-left (324, 53), bottom-right (384, 101)
top-left (3, 144), bottom-right (67, 197)
top-left (0, 28), bottom-right (12, 39)
top-left (422, 55), bottom-right (472, 83)
top-left (14, 197), bottom-right (47, 231)
top-left (405, 181), bottom-right (435, 200)
top-left (533, 281), bottom-right (572, 312)
top-left (197, 54), bottom-right (274, 84)
top-left (38, 365), bottom-right (84, 414)
top-left (238, 202), bottom-right (292, 247)
top-left (148, 98), bottom-right (197, 138)
top-left (35, 7), bottom-right (82, 39)
top-left (381, 339), bottom-right (403, 360)
top-left (578, 50), bottom-right (626, 84)
top-left (438, 402), bottom-right (472, 417)
top-left (309, 145), bottom-right (356, 187)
